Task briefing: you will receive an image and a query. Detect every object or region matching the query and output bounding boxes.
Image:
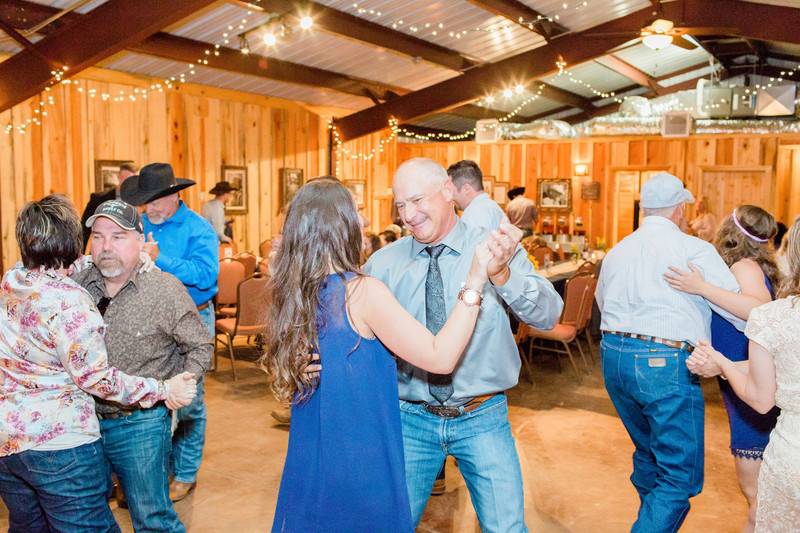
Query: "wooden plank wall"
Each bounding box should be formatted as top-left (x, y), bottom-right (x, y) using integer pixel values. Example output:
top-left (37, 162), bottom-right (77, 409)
top-left (396, 134), bottom-right (800, 246)
top-left (0, 72), bottom-right (328, 268)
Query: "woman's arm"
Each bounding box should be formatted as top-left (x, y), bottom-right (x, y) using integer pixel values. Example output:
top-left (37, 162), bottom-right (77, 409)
top-left (350, 243), bottom-right (491, 374)
top-left (664, 258), bottom-right (771, 320)
top-left (695, 340), bottom-right (777, 414)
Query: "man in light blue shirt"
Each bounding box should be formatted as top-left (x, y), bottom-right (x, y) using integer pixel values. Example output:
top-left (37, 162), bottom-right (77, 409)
top-left (121, 163), bottom-right (219, 503)
top-left (447, 160), bottom-right (505, 231)
top-left (366, 158), bottom-right (562, 531)
top-left (596, 173), bottom-right (744, 532)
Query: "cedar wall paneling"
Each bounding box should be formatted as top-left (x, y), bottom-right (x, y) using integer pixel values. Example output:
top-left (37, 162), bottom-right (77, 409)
top-left (0, 75), bottom-right (329, 269)
top-left (394, 135), bottom-right (800, 247)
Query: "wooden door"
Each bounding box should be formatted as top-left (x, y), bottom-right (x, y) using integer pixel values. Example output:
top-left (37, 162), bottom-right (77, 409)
top-left (699, 166), bottom-right (773, 220)
top-left (612, 167), bottom-right (674, 245)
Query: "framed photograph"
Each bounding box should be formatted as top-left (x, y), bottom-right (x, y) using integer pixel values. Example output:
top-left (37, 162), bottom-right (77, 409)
top-left (94, 159), bottom-right (134, 192)
top-left (222, 165), bottom-right (248, 214)
top-left (482, 176), bottom-right (495, 195)
top-left (581, 180), bottom-right (601, 200)
top-left (492, 181), bottom-right (510, 205)
top-left (538, 179), bottom-right (572, 210)
top-left (280, 168), bottom-right (304, 207)
top-left (344, 179), bottom-right (367, 208)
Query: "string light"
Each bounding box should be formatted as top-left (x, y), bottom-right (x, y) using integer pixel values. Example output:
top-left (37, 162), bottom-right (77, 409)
top-left (556, 58), bottom-right (622, 103)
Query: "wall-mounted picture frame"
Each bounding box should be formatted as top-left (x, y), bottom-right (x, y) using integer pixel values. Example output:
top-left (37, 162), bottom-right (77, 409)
top-left (94, 159), bottom-right (134, 192)
top-left (581, 180), bottom-right (601, 200)
top-left (538, 179), bottom-right (572, 210)
top-left (492, 181), bottom-right (510, 205)
top-left (222, 165), bottom-right (248, 214)
top-left (344, 179), bottom-right (367, 208)
top-left (280, 168), bottom-right (304, 208)
top-left (482, 176), bottom-right (495, 195)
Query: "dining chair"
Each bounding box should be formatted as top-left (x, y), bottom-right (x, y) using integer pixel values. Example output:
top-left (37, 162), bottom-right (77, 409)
top-left (234, 252), bottom-right (258, 279)
top-left (214, 274), bottom-right (270, 381)
top-left (216, 259), bottom-right (245, 319)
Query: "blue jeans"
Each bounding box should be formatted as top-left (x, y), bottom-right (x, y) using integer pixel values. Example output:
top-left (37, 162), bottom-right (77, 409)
top-left (0, 440), bottom-right (120, 532)
top-left (100, 405), bottom-right (185, 532)
top-left (601, 333), bottom-right (704, 533)
top-left (399, 394), bottom-right (527, 532)
top-left (170, 303), bottom-right (213, 484)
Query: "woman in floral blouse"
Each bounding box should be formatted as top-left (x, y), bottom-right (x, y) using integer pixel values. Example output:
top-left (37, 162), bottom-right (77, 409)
top-left (0, 195), bottom-right (197, 532)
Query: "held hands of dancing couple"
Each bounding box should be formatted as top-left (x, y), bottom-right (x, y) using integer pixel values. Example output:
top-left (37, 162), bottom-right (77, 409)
top-left (300, 222), bottom-right (522, 379)
top-left (164, 372), bottom-right (199, 410)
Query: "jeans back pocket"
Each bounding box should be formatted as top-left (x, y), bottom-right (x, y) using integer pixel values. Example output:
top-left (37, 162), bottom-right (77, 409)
top-left (634, 351), bottom-right (680, 396)
top-left (20, 447), bottom-right (79, 476)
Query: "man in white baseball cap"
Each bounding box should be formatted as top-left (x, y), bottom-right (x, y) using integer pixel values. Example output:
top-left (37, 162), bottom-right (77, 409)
top-left (595, 172), bottom-right (744, 531)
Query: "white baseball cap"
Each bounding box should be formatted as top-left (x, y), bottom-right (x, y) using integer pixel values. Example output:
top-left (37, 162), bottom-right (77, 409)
top-left (640, 172), bottom-right (695, 209)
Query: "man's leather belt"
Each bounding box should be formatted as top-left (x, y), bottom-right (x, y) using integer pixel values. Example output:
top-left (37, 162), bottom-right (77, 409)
top-left (197, 301), bottom-right (210, 312)
top-left (419, 393), bottom-right (499, 418)
top-left (603, 331), bottom-right (694, 353)
top-left (96, 403), bottom-right (164, 420)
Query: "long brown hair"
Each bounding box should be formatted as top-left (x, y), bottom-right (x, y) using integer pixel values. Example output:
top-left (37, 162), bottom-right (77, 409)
top-left (261, 177), bottom-right (364, 403)
top-left (778, 217), bottom-right (800, 299)
top-left (713, 205), bottom-right (780, 290)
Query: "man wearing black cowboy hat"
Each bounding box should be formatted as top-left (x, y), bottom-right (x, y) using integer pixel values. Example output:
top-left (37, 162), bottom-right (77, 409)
top-left (202, 181), bottom-right (239, 244)
top-left (121, 162), bottom-right (219, 502)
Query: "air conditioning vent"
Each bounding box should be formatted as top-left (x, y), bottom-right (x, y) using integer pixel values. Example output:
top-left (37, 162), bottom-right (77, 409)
top-left (661, 111), bottom-right (692, 137)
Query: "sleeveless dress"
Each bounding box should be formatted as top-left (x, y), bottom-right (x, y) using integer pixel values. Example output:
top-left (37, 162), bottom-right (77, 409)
top-left (271, 273), bottom-right (414, 533)
top-left (710, 274), bottom-right (779, 459)
top-left (744, 298), bottom-right (800, 531)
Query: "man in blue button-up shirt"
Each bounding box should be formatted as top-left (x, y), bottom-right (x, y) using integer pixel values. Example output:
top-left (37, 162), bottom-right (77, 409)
top-left (365, 158), bottom-right (562, 531)
top-left (122, 163), bottom-right (219, 503)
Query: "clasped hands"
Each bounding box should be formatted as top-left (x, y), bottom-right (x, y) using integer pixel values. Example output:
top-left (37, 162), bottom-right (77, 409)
top-left (685, 340), bottom-right (725, 378)
top-left (164, 372), bottom-right (198, 409)
top-left (481, 221), bottom-right (523, 286)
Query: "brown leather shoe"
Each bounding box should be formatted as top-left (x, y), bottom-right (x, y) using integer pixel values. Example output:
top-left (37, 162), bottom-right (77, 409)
top-left (169, 480), bottom-right (196, 502)
top-left (431, 478), bottom-right (446, 496)
top-left (270, 406), bottom-right (291, 426)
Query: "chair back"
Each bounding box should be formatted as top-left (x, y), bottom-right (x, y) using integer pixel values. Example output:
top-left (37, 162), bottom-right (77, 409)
top-left (575, 261), bottom-right (597, 277)
top-left (218, 259), bottom-right (246, 306)
top-left (234, 252), bottom-right (258, 278)
top-left (577, 275), bottom-right (598, 330)
top-left (531, 245), bottom-right (552, 265)
top-left (235, 274), bottom-right (270, 332)
top-left (219, 242), bottom-right (238, 258)
top-left (259, 239), bottom-right (272, 259)
top-left (560, 274), bottom-right (594, 326)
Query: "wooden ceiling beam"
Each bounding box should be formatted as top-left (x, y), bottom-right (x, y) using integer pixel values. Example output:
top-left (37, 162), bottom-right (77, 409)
top-left (595, 54), bottom-right (664, 95)
top-left (2, 0), bottom-right (409, 102)
top-left (0, 0), bottom-right (218, 112)
top-left (464, 0), bottom-right (568, 40)
top-left (252, 0), bottom-right (476, 71)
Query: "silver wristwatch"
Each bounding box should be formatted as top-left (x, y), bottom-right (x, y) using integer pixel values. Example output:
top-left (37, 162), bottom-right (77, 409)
top-left (458, 287), bottom-right (483, 307)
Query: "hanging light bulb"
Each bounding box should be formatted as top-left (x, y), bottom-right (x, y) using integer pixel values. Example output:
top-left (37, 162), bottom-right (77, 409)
top-left (515, 84), bottom-right (524, 94)
top-left (503, 88), bottom-right (513, 98)
top-left (263, 32), bottom-right (277, 46)
top-left (642, 33), bottom-right (672, 50)
top-left (299, 16), bottom-right (313, 29)
top-left (239, 36), bottom-right (251, 54)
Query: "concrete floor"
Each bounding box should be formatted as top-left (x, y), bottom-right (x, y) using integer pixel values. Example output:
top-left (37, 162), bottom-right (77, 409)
top-left (1, 344), bottom-right (747, 532)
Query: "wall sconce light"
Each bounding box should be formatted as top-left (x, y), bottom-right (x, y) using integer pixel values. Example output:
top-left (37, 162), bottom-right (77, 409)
top-left (574, 163), bottom-right (589, 177)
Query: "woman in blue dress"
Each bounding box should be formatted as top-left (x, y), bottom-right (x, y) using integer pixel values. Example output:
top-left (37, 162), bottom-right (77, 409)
top-left (665, 205), bottom-right (781, 532)
top-left (264, 177), bottom-right (493, 532)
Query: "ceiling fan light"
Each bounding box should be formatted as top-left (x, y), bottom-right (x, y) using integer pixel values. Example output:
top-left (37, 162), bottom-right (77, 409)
top-left (642, 33), bottom-right (673, 50)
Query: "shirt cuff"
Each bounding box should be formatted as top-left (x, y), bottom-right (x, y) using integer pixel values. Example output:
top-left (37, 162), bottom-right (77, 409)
top-left (493, 266), bottom-right (527, 305)
top-left (155, 254), bottom-right (174, 271)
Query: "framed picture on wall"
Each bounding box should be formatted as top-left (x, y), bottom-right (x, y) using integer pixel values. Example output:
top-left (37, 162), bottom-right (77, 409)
top-left (222, 165), bottom-right (248, 214)
top-left (492, 181), bottom-right (510, 205)
top-left (94, 159), bottom-right (134, 192)
top-left (344, 179), bottom-right (367, 208)
top-left (482, 176), bottom-right (495, 195)
top-left (538, 179), bottom-right (572, 210)
top-left (280, 168), bottom-right (304, 208)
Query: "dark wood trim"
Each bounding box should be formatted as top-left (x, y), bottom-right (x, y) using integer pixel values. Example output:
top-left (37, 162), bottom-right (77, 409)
top-left (464, 0), bottom-right (568, 40)
top-left (595, 55), bottom-right (663, 95)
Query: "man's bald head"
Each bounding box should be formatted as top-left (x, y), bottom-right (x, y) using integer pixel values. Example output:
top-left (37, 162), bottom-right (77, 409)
top-left (393, 158), bottom-right (449, 189)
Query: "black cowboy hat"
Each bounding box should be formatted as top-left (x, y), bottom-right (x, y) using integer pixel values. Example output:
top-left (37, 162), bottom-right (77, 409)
top-left (208, 181), bottom-right (239, 196)
top-left (508, 186), bottom-right (526, 201)
top-left (120, 163), bottom-right (195, 206)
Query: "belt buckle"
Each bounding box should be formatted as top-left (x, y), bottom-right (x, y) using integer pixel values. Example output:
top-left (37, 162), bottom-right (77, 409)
top-left (424, 404), bottom-right (461, 418)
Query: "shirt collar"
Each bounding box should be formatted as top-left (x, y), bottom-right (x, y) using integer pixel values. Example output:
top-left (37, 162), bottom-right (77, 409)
top-left (410, 218), bottom-right (467, 257)
top-left (640, 215), bottom-right (680, 231)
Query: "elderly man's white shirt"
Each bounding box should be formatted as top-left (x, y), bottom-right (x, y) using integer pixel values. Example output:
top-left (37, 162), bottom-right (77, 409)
top-left (596, 216), bottom-right (745, 345)
top-left (460, 192), bottom-right (505, 231)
